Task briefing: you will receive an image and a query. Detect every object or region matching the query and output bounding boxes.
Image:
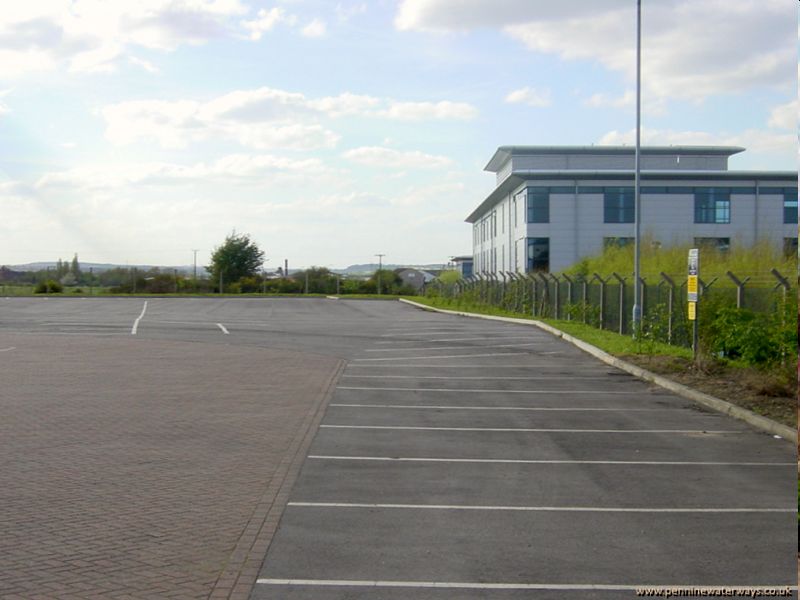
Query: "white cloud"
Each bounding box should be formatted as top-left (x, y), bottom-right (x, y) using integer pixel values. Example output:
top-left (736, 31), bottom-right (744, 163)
top-left (101, 95), bottom-right (339, 150)
top-left (395, 0), bottom-right (795, 102)
top-left (767, 100), bottom-right (797, 131)
top-left (101, 87), bottom-right (476, 149)
top-left (335, 3), bottom-right (367, 22)
top-left (342, 146), bottom-right (453, 169)
top-left (505, 86), bottom-right (551, 107)
top-left (128, 56), bottom-right (160, 73)
top-left (597, 127), bottom-right (795, 159)
top-left (241, 7), bottom-right (293, 40)
top-left (377, 100), bottom-right (478, 120)
top-left (34, 153), bottom-right (329, 191)
top-left (301, 18), bottom-right (327, 38)
top-left (584, 90), bottom-right (634, 109)
top-left (0, 0), bottom-right (249, 77)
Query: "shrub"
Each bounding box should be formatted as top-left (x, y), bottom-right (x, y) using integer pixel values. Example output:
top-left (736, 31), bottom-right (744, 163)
top-left (34, 280), bottom-right (63, 294)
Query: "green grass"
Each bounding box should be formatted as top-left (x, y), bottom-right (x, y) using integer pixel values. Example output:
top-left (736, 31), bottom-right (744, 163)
top-left (406, 295), bottom-right (691, 359)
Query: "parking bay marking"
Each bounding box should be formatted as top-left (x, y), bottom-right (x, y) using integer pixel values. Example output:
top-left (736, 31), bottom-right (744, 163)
top-left (308, 455), bottom-right (795, 466)
top-left (287, 501), bottom-right (792, 513)
top-left (330, 404), bottom-right (666, 411)
top-left (216, 323), bottom-right (230, 335)
top-left (364, 343), bottom-right (542, 352)
top-left (257, 580), bottom-right (797, 592)
top-left (337, 386), bottom-right (641, 394)
top-left (320, 425), bottom-right (743, 434)
top-left (130, 301), bottom-right (148, 335)
top-left (341, 375), bottom-right (620, 380)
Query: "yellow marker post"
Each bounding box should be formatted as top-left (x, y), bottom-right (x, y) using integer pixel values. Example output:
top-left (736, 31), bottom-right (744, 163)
top-left (687, 248), bottom-right (699, 359)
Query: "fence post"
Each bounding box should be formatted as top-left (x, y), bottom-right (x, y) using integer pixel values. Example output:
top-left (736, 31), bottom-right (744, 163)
top-left (725, 271), bottom-right (750, 309)
top-left (530, 274), bottom-right (537, 317)
top-left (638, 276), bottom-right (647, 318)
top-left (581, 276), bottom-right (588, 323)
top-left (549, 274), bottom-right (561, 319)
top-left (771, 268), bottom-right (790, 327)
top-left (562, 274), bottom-right (574, 321)
top-left (536, 273), bottom-right (550, 318)
top-left (611, 273), bottom-right (626, 335)
top-left (592, 273), bottom-right (608, 330)
top-left (660, 272), bottom-right (675, 344)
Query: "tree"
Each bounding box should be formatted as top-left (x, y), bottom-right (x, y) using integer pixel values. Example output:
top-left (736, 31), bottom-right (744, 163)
top-left (70, 253), bottom-right (81, 278)
top-left (207, 232), bottom-right (265, 289)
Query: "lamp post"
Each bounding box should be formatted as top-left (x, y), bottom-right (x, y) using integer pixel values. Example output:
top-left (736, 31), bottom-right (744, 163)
top-left (632, 0), bottom-right (643, 337)
top-left (375, 253), bottom-right (385, 295)
top-left (191, 249), bottom-right (199, 292)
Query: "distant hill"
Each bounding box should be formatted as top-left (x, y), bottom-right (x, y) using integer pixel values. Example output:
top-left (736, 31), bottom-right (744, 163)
top-left (5, 261), bottom-right (452, 277)
top-left (6, 262), bottom-right (196, 275)
top-left (334, 263), bottom-right (448, 275)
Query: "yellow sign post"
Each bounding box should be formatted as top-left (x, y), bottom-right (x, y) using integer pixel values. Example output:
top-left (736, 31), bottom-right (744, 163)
top-left (687, 249), bottom-right (699, 359)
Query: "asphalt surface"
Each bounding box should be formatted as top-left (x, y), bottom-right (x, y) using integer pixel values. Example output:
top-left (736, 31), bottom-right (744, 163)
top-left (0, 297), bottom-right (795, 599)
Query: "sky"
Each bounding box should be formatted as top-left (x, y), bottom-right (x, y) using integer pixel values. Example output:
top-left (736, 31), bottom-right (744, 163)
top-left (0, 0), bottom-right (796, 269)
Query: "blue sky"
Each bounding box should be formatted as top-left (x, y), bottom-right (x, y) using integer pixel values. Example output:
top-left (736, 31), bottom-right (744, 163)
top-left (0, 0), bottom-right (796, 268)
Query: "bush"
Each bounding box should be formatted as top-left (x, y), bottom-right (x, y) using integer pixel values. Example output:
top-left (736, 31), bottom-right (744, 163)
top-left (704, 305), bottom-right (794, 365)
top-left (35, 280), bottom-right (63, 294)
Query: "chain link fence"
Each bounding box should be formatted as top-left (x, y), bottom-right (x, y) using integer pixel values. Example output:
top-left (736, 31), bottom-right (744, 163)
top-left (426, 269), bottom-right (795, 350)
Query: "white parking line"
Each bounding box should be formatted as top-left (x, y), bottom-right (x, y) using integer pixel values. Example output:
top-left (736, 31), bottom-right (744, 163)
top-left (374, 336), bottom-right (536, 344)
top-left (364, 343), bottom-right (541, 352)
top-left (320, 425), bottom-right (742, 434)
top-left (341, 375), bottom-right (616, 380)
top-left (257, 580), bottom-right (796, 592)
top-left (216, 323), bottom-right (230, 334)
top-left (0, 346), bottom-right (16, 352)
top-left (346, 364), bottom-right (589, 369)
top-left (288, 502), bottom-right (791, 513)
top-left (381, 330), bottom-right (463, 336)
top-left (352, 352), bottom-right (528, 362)
top-left (330, 404), bottom-right (664, 411)
top-left (131, 301), bottom-right (148, 335)
top-left (308, 455), bottom-right (795, 466)
top-left (337, 386), bottom-right (640, 394)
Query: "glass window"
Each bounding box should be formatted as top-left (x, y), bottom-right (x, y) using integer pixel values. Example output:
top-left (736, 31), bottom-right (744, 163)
top-left (603, 187), bottom-right (634, 223)
top-left (783, 238), bottom-right (798, 258)
top-left (694, 237), bottom-right (730, 253)
top-left (603, 237), bottom-right (634, 249)
top-left (783, 190), bottom-right (798, 224)
top-left (527, 188), bottom-right (549, 223)
top-left (694, 188), bottom-right (730, 223)
top-left (526, 238), bottom-right (549, 272)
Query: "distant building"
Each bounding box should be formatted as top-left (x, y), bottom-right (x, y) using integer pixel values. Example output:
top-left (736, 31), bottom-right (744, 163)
top-left (466, 145), bottom-right (798, 274)
top-left (395, 268), bottom-right (437, 292)
top-left (451, 256), bottom-right (473, 277)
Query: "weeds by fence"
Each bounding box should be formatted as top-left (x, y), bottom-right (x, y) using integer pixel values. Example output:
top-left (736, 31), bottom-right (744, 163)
top-left (426, 269), bottom-right (797, 366)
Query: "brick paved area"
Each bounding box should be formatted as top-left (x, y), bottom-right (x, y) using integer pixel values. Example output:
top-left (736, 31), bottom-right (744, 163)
top-left (0, 334), bottom-right (342, 599)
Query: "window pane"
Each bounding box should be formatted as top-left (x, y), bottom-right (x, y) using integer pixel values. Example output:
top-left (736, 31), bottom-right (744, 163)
top-left (526, 238), bottom-right (549, 272)
top-left (603, 187), bottom-right (634, 223)
top-left (527, 188), bottom-right (549, 223)
top-left (694, 189), bottom-right (730, 223)
top-left (783, 191), bottom-right (798, 224)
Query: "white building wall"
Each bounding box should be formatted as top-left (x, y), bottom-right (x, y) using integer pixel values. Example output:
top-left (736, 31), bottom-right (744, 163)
top-left (471, 179), bottom-right (796, 275)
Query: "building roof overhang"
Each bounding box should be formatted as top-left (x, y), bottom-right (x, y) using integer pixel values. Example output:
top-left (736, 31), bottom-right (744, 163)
top-left (484, 145), bottom-right (746, 172)
top-left (464, 169), bottom-right (798, 223)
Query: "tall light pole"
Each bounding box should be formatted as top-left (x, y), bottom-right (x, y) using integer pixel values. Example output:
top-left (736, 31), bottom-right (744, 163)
top-left (191, 249), bottom-right (199, 292)
top-left (632, 0), bottom-right (642, 337)
top-left (375, 253), bottom-right (385, 295)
